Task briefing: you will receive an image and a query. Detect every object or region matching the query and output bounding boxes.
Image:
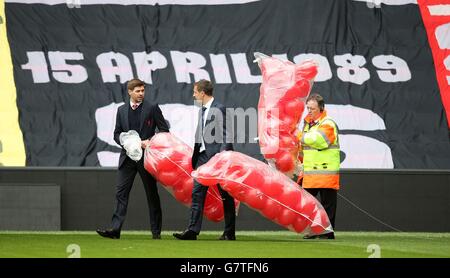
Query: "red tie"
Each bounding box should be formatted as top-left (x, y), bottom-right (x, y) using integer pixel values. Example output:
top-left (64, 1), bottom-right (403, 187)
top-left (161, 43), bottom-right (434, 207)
top-left (132, 104), bottom-right (138, 110)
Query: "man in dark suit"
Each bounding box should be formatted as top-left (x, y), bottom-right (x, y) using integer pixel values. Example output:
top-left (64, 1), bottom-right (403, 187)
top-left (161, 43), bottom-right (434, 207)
top-left (97, 78), bottom-right (169, 240)
top-left (173, 79), bottom-right (236, 240)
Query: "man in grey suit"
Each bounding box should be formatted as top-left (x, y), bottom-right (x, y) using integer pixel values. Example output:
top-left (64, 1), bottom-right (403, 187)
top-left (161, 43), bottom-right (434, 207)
top-left (97, 78), bottom-right (169, 240)
top-left (173, 79), bottom-right (236, 240)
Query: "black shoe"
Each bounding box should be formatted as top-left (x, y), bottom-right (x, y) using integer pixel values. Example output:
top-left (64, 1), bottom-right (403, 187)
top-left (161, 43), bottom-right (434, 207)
top-left (303, 233), bottom-right (335, 240)
top-left (96, 228), bottom-right (120, 239)
top-left (303, 234), bottom-right (318, 239)
top-left (318, 232), bottom-right (335, 239)
top-left (173, 230), bottom-right (197, 240)
top-left (152, 234), bottom-right (161, 240)
top-left (219, 233), bottom-right (236, 240)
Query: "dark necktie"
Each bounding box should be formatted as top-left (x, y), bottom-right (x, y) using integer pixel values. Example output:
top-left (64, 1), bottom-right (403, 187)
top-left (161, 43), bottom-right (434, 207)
top-left (132, 103), bottom-right (139, 110)
top-left (201, 106), bottom-right (207, 128)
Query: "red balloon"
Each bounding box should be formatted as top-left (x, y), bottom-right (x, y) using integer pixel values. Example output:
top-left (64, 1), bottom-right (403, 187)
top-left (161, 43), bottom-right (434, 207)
top-left (157, 171), bottom-right (179, 186)
top-left (278, 135), bottom-right (297, 149)
top-left (310, 210), bottom-right (331, 235)
top-left (170, 150), bottom-right (185, 164)
top-left (292, 215), bottom-right (309, 233)
top-left (296, 79), bottom-right (312, 98)
top-left (296, 65), bottom-right (318, 81)
top-left (156, 158), bottom-right (174, 173)
top-left (261, 180), bottom-right (283, 197)
top-left (193, 175), bottom-right (219, 186)
top-left (171, 176), bottom-right (189, 189)
top-left (283, 86), bottom-right (300, 102)
top-left (205, 205), bottom-right (224, 222)
top-left (173, 187), bottom-right (191, 204)
top-left (180, 178), bottom-right (194, 193)
top-left (226, 164), bottom-right (243, 176)
top-left (261, 198), bottom-right (282, 220)
top-left (245, 188), bottom-right (266, 210)
top-left (279, 116), bottom-right (297, 132)
top-left (205, 185), bottom-right (222, 204)
top-left (178, 156), bottom-right (192, 170)
top-left (283, 98), bottom-right (304, 120)
top-left (278, 188), bottom-right (301, 207)
top-left (274, 152), bottom-right (295, 172)
top-left (220, 180), bottom-right (237, 192)
top-left (277, 208), bottom-right (298, 226)
top-left (300, 194), bottom-right (318, 216)
top-left (233, 187), bottom-right (249, 202)
top-left (243, 171), bottom-right (265, 187)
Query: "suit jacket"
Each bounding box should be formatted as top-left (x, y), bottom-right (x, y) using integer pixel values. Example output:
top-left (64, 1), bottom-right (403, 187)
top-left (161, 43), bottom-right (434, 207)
top-left (192, 99), bottom-right (233, 167)
top-left (114, 99), bottom-right (169, 168)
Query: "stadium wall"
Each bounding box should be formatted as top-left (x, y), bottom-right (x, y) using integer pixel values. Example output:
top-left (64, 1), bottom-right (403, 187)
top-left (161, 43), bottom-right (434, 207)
top-left (0, 168), bottom-right (449, 232)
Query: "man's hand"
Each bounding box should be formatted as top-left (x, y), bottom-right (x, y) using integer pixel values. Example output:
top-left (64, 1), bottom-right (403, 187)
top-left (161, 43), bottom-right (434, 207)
top-left (141, 139), bottom-right (150, 149)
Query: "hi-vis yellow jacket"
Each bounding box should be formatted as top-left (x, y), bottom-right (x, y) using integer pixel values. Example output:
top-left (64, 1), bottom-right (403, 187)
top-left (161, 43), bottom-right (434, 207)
top-left (300, 110), bottom-right (340, 190)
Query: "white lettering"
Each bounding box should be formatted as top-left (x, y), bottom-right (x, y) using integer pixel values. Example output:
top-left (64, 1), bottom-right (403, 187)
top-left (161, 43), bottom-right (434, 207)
top-left (170, 50), bottom-right (210, 83)
top-left (96, 52), bottom-right (133, 83)
top-left (133, 51), bottom-right (168, 84)
top-left (22, 50), bottom-right (412, 87)
top-left (210, 53), bottom-right (232, 84)
top-left (444, 55), bottom-right (450, 85)
top-left (435, 22), bottom-right (450, 49)
top-left (230, 53), bottom-right (262, 83)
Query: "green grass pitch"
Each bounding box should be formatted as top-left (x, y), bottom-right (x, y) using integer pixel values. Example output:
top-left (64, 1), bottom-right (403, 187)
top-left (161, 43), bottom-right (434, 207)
top-left (0, 231), bottom-right (449, 258)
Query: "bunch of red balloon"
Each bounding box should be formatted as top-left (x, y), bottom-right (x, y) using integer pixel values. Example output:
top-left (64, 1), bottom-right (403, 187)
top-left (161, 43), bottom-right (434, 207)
top-left (143, 132), bottom-right (235, 222)
top-left (255, 53), bottom-right (318, 176)
top-left (192, 151), bottom-right (333, 235)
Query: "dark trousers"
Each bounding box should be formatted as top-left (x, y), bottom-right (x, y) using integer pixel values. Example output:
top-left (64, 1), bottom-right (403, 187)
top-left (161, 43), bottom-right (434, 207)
top-left (111, 157), bottom-right (162, 235)
top-left (188, 152), bottom-right (236, 235)
top-left (304, 188), bottom-right (337, 229)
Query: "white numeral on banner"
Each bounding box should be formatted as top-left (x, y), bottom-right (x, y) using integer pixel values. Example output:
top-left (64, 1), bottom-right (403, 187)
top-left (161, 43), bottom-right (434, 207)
top-left (48, 51), bottom-right (88, 83)
top-left (21, 52), bottom-right (50, 83)
top-left (372, 55), bottom-right (411, 82)
top-left (334, 54), bottom-right (370, 85)
top-left (21, 51), bottom-right (87, 84)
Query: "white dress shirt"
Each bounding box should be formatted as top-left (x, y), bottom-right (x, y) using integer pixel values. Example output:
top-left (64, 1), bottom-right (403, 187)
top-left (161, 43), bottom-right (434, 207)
top-left (130, 100), bottom-right (142, 110)
top-left (199, 97), bottom-right (214, 152)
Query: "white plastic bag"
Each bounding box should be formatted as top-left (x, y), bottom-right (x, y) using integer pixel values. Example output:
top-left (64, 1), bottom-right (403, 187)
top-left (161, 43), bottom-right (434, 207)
top-left (119, 130), bottom-right (142, 161)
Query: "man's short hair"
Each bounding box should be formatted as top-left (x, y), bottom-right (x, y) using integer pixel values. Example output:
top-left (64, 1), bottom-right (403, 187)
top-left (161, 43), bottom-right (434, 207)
top-left (306, 93), bottom-right (325, 112)
top-left (127, 78), bottom-right (145, 91)
top-left (194, 79), bottom-right (214, 96)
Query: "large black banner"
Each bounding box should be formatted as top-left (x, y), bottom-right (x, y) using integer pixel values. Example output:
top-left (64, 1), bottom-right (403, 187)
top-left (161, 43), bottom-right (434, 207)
top-left (4, 0), bottom-right (450, 168)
